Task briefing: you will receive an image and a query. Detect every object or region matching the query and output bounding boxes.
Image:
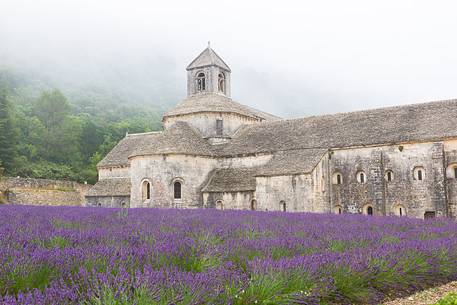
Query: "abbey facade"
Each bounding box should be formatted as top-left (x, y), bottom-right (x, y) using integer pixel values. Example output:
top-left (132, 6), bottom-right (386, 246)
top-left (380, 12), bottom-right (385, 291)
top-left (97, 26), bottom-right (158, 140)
top-left (86, 46), bottom-right (457, 219)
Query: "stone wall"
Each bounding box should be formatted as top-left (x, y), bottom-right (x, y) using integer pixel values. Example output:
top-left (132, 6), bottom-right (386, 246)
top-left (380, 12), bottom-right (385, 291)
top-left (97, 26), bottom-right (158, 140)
top-left (203, 191), bottom-right (255, 210)
top-left (0, 177), bottom-right (91, 206)
top-left (329, 142), bottom-right (447, 218)
top-left (163, 112), bottom-right (259, 138)
top-left (129, 154), bottom-right (218, 208)
top-left (98, 166), bottom-right (130, 179)
top-left (255, 174), bottom-right (315, 212)
top-left (86, 196), bottom-right (130, 208)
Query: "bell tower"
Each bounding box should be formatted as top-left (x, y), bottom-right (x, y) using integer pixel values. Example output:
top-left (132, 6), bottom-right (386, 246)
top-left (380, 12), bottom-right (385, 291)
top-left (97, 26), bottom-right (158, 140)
top-left (186, 42), bottom-right (231, 97)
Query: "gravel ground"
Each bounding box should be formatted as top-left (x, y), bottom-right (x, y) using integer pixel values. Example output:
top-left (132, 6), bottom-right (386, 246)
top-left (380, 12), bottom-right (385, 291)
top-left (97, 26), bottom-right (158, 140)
top-left (383, 281), bottom-right (457, 305)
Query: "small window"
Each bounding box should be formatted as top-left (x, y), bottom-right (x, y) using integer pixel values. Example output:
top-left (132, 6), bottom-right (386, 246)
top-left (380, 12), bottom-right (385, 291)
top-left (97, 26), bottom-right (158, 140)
top-left (363, 204), bottom-right (373, 216)
top-left (216, 119), bottom-right (223, 136)
top-left (216, 200), bottom-right (224, 210)
top-left (385, 170), bottom-right (394, 182)
top-left (173, 181), bottom-right (182, 199)
top-left (413, 166), bottom-right (425, 181)
top-left (196, 72), bottom-right (206, 92)
top-left (142, 180), bottom-right (151, 202)
top-left (335, 205), bottom-right (342, 214)
top-left (454, 167), bottom-right (457, 179)
top-left (356, 171), bottom-right (366, 184)
top-left (218, 72), bottom-right (226, 93)
top-left (250, 199), bottom-right (256, 211)
top-left (332, 172), bottom-right (343, 185)
top-left (279, 200), bottom-right (286, 212)
top-left (394, 205), bottom-right (406, 217)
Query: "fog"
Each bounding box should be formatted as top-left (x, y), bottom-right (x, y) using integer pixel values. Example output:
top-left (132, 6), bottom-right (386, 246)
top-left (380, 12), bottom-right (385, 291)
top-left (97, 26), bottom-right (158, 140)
top-left (1, 0), bottom-right (457, 117)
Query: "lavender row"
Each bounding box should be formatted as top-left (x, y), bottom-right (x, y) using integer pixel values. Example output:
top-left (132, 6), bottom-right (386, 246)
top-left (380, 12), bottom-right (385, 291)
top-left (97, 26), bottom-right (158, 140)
top-left (0, 205), bottom-right (456, 304)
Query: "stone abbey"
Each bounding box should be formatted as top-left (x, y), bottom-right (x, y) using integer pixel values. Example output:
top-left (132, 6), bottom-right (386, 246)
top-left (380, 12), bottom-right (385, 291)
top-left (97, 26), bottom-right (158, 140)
top-left (86, 45), bottom-right (457, 219)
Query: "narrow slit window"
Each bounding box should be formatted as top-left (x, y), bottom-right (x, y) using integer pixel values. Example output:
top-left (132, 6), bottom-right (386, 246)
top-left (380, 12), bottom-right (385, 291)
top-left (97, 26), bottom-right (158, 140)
top-left (216, 119), bottom-right (223, 136)
top-left (174, 181), bottom-right (182, 199)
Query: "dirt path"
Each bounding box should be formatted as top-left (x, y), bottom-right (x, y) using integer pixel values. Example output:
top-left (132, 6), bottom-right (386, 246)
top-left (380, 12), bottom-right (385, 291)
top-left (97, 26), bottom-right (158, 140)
top-left (383, 281), bottom-right (457, 305)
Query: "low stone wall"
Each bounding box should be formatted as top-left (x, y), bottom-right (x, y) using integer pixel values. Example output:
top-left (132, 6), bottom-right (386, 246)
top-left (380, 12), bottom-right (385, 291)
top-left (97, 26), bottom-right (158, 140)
top-left (0, 177), bottom-right (91, 206)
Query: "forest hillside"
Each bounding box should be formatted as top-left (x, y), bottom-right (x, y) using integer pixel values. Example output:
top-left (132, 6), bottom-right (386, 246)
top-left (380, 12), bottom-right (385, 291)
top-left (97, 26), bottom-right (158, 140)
top-left (0, 67), bottom-right (171, 184)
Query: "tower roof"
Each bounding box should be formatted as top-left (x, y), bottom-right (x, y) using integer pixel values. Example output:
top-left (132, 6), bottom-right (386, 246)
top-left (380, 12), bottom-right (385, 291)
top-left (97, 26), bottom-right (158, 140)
top-left (163, 94), bottom-right (280, 121)
top-left (186, 44), bottom-right (231, 72)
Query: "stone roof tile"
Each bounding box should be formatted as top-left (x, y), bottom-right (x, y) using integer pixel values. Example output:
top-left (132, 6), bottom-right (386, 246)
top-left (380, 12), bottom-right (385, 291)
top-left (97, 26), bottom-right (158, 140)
top-left (163, 94), bottom-right (280, 121)
top-left (129, 121), bottom-right (215, 157)
top-left (97, 132), bottom-right (161, 167)
top-left (86, 178), bottom-right (130, 197)
top-left (186, 47), bottom-right (231, 71)
top-left (226, 99), bottom-right (457, 155)
top-left (202, 168), bottom-right (257, 192)
top-left (256, 149), bottom-right (328, 176)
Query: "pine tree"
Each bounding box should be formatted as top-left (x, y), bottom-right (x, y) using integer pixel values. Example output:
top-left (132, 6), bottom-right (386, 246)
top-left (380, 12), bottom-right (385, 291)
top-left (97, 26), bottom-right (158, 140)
top-left (0, 89), bottom-right (17, 174)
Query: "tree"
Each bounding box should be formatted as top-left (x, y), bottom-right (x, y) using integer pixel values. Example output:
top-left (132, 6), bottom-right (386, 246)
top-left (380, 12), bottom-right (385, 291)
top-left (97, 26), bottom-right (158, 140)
top-left (33, 90), bottom-right (71, 130)
top-left (0, 89), bottom-right (17, 174)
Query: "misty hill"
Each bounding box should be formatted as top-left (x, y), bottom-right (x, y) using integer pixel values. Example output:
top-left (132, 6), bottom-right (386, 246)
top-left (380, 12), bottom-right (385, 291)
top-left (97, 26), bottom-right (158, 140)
top-left (0, 62), bottom-right (180, 184)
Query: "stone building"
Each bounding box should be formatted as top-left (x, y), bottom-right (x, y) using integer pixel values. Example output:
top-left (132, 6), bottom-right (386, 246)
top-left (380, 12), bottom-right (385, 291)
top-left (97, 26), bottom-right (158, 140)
top-left (86, 45), bottom-right (457, 219)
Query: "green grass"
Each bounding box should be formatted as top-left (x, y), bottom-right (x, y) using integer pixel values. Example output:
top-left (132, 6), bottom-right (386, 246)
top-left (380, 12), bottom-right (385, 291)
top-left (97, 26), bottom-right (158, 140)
top-left (433, 293), bottom-right (457, 305)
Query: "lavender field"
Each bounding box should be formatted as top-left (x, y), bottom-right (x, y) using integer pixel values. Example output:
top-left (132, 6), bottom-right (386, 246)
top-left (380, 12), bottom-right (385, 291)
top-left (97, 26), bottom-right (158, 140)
top-left (0, 205), bottom-right (456, 305)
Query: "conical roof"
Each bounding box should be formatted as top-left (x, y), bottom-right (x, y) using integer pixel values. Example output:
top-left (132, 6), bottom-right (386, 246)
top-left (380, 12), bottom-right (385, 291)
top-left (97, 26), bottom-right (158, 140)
top-left (186, 45), bottom-right (231, 72)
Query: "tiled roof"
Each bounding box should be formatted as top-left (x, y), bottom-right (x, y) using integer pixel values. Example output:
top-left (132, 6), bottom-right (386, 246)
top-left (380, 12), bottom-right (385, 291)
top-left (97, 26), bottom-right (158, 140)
top-left (86, 178), bottom-right (131, 197)
top-left (97, 132), bottom-right (161, 167)
top-left (129, 121), bottom-right (215, 157)
top-left (224, 99), bottom-right (457, 155)
top-left (163, 94), bottom-right (280, 121)
top-left (202, 168), bottom-right (257, 192)
top-left (255, 149), bottom-right (328, 176)
top-left (186, 47), bottom-right (231, 71)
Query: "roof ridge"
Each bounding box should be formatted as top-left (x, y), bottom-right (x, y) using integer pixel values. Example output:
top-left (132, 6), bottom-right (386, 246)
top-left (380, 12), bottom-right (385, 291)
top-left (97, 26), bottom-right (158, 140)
top-left (239, 98), bottom-right (457, 130)
top-left (288, 98), bottom-right (457, 123)
top-left (127, 131), bottom-right (162, 137)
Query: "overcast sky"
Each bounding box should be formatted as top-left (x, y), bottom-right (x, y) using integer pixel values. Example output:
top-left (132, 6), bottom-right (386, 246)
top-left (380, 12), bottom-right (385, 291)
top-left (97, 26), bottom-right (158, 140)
top-left (1, 0), bottom-right (457, 118)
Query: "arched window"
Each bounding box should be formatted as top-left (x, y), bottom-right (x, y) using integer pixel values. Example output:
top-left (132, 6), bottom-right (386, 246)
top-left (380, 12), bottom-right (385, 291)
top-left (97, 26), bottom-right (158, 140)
top-left (385, 170), bottom-right (394, 182)
top-left (356, 171), bottom-right (366, 184)
top-left (196, 72), bottom-right (206, 92)
top-left (335, 205), bottom-right (342, 214)
top-left (363, 204), bottom-right (373, 216)
top-left (218, 73), bottom-right (226, 93)
top-left (279, 200), bottom-right (286, 212)
top-left (413, 166), bottom-right (425, 181)
top-left (332, 172), bottom-right (343, 185)
top-left (142, 180), bottom-right (151, 202)
top-left (216, 200), bottom-right (224, 210)
top-left (173, 181), bottom-right (182, 199)
top-left (394, 205), bottom-right (406, 217)
top-left (250, 199), bottom-right (257, 211)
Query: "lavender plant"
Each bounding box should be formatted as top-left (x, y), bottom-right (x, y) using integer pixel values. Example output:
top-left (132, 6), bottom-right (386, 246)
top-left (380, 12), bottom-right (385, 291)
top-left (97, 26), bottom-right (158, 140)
top-left (0, 205), bottom-right (456, 305)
